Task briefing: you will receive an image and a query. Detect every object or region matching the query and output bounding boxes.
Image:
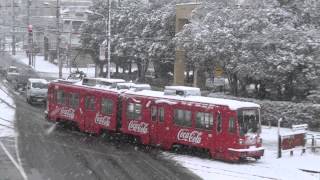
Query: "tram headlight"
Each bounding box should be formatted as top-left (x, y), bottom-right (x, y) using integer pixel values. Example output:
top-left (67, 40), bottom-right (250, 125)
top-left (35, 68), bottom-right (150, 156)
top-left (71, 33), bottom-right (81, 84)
top-left (239, 139), bottom-right (244, 145)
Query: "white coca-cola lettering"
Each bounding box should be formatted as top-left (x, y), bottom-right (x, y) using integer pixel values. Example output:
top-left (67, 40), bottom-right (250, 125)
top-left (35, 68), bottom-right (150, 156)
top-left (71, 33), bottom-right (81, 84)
top-left (177, 129), bottom-right (202, 144)
top-left (50, 107), bottom-right (60, 116)
top-left (60, 107), bottom-right (75, 119)
top-left (128, 121), bottom-right (148, 134)
top-left (95, 114), bottom-right (111, 127)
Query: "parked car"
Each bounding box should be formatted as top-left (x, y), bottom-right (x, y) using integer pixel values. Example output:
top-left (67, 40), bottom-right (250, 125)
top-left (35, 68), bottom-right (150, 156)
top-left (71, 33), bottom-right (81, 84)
top-left (6, 66), bottom-right (20, 82)
top-left (26, 78), bottom-right (48, 104)
top-left (0, 66), bottom-right (6, 76)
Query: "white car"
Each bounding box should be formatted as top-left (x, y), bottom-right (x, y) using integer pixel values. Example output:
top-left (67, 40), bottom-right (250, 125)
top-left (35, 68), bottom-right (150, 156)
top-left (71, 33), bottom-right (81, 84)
top-left (6, 66), bottom-right (20, 82)
top-left (26, 78), bottom-right (48, 104)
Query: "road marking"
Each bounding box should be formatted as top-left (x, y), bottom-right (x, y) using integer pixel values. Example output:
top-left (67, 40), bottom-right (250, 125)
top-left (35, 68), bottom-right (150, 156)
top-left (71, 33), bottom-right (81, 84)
top-left (0, 140), bottom-right (28, 180)
top-left (15, 135), bottom-right (25, 177)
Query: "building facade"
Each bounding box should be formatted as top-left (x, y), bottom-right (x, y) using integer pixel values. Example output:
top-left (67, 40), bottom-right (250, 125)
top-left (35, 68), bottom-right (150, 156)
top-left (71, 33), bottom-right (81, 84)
top-left (174, 2), bottom-right (200, 86)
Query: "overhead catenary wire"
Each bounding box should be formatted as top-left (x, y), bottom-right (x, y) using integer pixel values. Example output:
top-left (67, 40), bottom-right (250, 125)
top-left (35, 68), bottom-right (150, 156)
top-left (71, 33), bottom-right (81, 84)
top-left (0, 117), bottom-right (13, 124)
top-left (0, 123), bottom-right (14, 129)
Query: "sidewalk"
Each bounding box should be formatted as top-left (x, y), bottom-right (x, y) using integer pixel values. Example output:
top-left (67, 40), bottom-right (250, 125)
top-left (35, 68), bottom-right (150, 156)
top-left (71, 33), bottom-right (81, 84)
top-left (0, 82), bottom-right (26, 180)
top-left (12, 53), bottom-right (95, 79)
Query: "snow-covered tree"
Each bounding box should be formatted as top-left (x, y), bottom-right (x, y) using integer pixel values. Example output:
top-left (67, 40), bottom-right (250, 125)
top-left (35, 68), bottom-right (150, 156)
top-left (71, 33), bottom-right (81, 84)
top-left (80, 0), bottom-right (177, 80)
top-left (175, 0), bottom-right (320, 100)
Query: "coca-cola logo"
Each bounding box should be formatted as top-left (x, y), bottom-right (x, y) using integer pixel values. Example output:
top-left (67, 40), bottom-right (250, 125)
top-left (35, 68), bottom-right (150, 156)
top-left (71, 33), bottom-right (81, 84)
top-left (95, 114), bottom-right (111, 127)
top-left (177, 129), bottom-right (202, 144)
top-left (128, 121), bottom-right (148, 134)
top-left (50, 107), bottom-right (60, 117)
top-left (60, 107), bottom-right (75, 119)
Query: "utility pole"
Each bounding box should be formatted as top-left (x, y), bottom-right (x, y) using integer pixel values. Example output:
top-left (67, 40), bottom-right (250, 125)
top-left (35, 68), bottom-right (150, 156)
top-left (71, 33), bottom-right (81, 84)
top-left (107, 0), bottom-right (111, 78)
top-left (27, 0), bottom-right (31, 66)
top-left (56, 0), bottom-right (62, 78)
top-left (11, 0), bottom-right (16, 55)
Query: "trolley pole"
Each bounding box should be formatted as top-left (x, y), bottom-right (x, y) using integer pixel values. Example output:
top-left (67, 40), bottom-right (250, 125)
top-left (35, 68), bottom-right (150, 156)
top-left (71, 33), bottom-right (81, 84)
top-left (56, 0), bottom-right (62, 78)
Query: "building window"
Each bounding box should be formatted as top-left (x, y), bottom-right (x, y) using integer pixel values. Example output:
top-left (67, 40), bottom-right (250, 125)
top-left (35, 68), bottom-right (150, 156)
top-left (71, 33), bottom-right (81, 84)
top-left (127, 103), bottom-right (141, 120)
top-left (101, 98), bottom-right (113, 115)
top-left (229, 117), bottom-right (236, 133)
top-left (56, 90), bottom-right (65, 105)
top-left (174, 109), bottom-right (192, 127)
top-left (85, 96), bottom-right (95, 111)
top-left (217, 112), bottom-right (222, 133)
top-left (70, 93), bottom-right (79, 109)
top-left (196, 112), bottom-right (214, 130)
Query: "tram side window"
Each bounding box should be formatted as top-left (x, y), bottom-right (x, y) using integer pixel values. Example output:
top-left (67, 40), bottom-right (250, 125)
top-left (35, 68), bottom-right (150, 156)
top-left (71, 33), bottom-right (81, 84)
top-left (174, 109), bottom-right (192, 127)
top-left (196, 112), bottom-right (214, 130)
top-left (127, 103), bottom-right (141, 120)
top-left (64, 93), bottom-right (70, 105)
top-left (85, 96), bottom-right (95, 111)
top-left (101, 98), bottom-right (113, 115)
top-left (228, 117), bottom-right (235, 133)
top-left (53, 90), bottom-right (57, 103)
top-left (70, 93), bottom-right (79, 109)
top-left (158, 108), bottom-right (164, 122)
top-left (217, 112), bottom-right (222, 133)
top-left (56, 90), bottom-right (65, 105)
top-left (151, 107), bottom-right (157, 121)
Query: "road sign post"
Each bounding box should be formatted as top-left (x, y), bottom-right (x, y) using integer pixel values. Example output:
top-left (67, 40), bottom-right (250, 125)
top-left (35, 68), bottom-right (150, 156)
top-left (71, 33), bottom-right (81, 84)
top-left (99, 44), bottom-right (106, 61)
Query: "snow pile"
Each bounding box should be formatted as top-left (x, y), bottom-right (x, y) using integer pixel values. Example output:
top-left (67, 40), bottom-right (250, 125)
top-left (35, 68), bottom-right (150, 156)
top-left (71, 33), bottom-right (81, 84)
top-left (0, 86), bottom-right (15, 137)
top-left (164, 126), bottom-right (320, 180)
top-left (209, 93), bottom-right (320, 129)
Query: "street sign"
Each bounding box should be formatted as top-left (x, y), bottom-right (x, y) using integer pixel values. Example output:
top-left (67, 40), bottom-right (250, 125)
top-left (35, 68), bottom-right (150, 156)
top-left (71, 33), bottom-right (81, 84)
top-left (214, 66), bottom-right (224, 77)
top-left (205, 78), bottom-right (214, 88)
top-left (99, 45), bottom-right (106, 61)
top-left (214, 77), bottom-right (225, 86)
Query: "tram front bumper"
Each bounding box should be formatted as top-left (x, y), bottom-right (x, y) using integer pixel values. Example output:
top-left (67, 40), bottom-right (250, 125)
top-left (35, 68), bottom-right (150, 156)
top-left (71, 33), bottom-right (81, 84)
top-left (228, 146), bottom-right (264, 158)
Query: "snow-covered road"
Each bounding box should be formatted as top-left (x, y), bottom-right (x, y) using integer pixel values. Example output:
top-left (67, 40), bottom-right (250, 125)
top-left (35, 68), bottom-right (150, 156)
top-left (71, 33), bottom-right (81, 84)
top-left (164, 126), bottom-right (320, 180)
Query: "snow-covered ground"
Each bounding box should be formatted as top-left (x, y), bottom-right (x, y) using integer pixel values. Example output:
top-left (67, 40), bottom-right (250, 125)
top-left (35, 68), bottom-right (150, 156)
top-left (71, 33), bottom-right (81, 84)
top-left (163, 126), bottom-right (320, 180)
top-left (11, 52), bottom-right (140, 80)
top-left (0, 84), bottom-right (16, 137)
top-left (12, 53), bottom-right (96, 78)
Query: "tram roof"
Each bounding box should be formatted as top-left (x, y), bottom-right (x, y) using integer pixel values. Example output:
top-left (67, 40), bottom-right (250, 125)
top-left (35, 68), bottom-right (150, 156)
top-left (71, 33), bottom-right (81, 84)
top-left (124, 90), bottom-right (260, 110)
top-left (52, 80), bottom-right (121, 94)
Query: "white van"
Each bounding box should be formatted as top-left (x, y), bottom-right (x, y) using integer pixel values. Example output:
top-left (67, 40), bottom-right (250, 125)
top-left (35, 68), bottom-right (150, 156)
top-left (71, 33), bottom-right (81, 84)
top-left (26, 78), bottom-right (48, 104)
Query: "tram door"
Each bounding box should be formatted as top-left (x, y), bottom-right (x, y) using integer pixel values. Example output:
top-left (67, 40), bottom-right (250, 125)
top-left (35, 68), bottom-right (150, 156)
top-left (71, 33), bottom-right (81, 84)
top-left (225, 111), bottom-right (238, 148)
top-left (83, 95), bottom-right (97, 133)
top-left (150, 105), bottom-right (166, 145)
top-left (214, 110), bottom-right (225, 155)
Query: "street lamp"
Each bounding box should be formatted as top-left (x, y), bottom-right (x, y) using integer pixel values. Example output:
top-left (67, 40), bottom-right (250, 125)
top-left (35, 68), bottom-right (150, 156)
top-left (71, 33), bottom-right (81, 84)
top-left (85, 0), bottom-right (111, 78)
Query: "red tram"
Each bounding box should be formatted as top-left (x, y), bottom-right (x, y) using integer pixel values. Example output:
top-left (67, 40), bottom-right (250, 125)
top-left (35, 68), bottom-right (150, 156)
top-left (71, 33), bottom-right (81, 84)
top-left (47, 79), bottom-right (264, 161)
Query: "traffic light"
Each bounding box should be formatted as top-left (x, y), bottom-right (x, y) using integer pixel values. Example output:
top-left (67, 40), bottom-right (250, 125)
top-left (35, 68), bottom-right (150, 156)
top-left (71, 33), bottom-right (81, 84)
top-left (28, 25), bottom-right (33, 36)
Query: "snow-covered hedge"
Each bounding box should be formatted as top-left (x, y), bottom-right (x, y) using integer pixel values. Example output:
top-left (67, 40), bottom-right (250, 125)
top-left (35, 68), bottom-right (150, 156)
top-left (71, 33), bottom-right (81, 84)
top-left (208, 93), bottom-right (320, 129)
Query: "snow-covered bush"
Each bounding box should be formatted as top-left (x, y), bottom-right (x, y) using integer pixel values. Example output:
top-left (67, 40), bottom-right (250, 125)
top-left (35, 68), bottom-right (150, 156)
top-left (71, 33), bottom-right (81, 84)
top-left (209, 93), bottom-right (320, 129)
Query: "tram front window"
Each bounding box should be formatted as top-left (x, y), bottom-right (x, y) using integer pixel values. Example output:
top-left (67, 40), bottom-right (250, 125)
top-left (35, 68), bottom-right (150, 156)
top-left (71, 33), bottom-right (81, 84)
top-left (238, 109), bottom-right (260, 136)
